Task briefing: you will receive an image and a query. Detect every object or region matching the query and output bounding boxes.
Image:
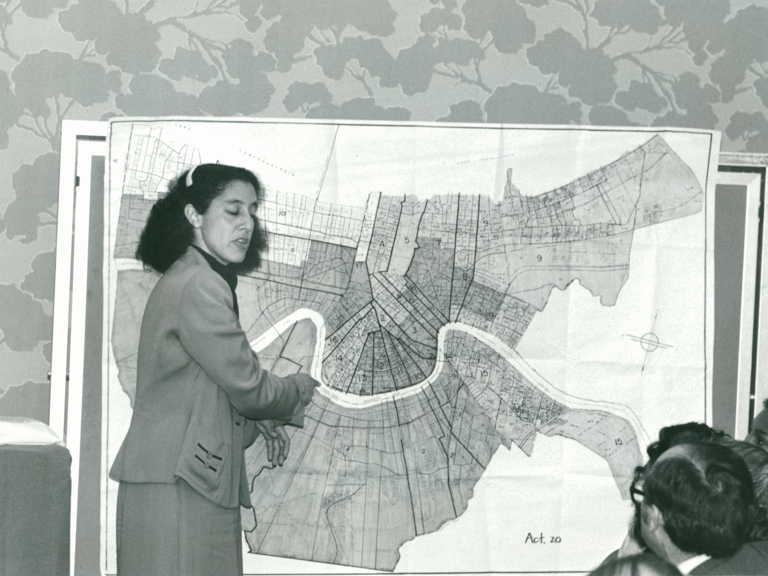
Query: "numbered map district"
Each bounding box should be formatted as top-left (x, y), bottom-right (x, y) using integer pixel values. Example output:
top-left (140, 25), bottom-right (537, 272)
top-left (110, 130), bottom-right (702, 571)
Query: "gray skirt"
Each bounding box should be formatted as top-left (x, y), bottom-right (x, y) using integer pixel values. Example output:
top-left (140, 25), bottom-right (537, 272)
top-left (116, 479), bottom-right (243, 576)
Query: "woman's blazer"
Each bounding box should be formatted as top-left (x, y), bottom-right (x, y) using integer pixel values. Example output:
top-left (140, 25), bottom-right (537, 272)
top-left (110, 247), bottom-right (305, 509)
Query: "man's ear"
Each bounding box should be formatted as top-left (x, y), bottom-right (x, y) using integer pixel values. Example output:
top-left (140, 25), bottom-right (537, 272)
top-left (184, 204), bottom-right (201, 228)
top-left (642, 502), bottom-right (664, 533)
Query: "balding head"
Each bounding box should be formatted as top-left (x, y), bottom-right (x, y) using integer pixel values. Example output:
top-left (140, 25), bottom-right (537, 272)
top-left (640, 442), bottom-right (757, 560)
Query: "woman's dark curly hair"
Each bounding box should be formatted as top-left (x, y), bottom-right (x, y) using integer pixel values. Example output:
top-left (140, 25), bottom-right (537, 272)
top-left (136, 163), bottom-right (268, 274)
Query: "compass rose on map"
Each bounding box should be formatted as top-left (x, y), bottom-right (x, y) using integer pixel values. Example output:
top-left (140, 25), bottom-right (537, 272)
top-left (624, 311), bottom-right (673, 371)
top-left (626, 332), bottom-right (672, 352)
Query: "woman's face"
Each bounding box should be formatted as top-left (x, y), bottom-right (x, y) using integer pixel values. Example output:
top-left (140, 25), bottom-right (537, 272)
top-left (187, 180), bottom-right (259, 265)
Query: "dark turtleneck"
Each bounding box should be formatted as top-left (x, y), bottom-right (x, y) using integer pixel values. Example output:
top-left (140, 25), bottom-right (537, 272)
top-left (191, 245), bottom-right (239, 318)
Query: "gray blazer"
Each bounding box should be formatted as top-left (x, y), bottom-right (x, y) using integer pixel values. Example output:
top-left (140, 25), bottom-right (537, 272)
top-left (690, 540), bottom-right (768, 575)
top-left (110, 247), bottom-right (304, 508)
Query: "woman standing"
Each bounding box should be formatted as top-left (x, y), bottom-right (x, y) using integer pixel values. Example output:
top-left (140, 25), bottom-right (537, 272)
top-left (110, 163), bottom-right (319, 575)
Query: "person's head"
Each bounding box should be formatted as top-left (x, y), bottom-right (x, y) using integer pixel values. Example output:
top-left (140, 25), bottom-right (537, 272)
top-left (719, 438), bottom-right (768, 541)
top-left (639, 443), bottom-right (757, 560)
top-left (645, 422), bottom-right (729, 462)
top-left (136, 164), bottom-right (268, 273)
top-left (720, 438), bottom-right (768, 510)
top-left (745, 398), bottom-right (768, 451)
top-left (629, 422), bottom-right (729, 546)
top-left (590, 554), bottom-right (681, 576)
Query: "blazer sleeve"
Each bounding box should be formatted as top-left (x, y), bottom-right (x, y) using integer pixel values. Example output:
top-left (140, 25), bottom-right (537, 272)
top-left (178, 269), bottom-right (303, 421)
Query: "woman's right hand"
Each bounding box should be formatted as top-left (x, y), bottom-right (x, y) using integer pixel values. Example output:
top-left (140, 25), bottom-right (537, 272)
top-left (292, 373), bottom-right (320, 405)
top-left (255, 419), bottom-right (290, 467)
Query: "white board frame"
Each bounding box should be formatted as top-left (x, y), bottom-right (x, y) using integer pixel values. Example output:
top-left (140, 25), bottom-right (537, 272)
top-left (52, 121), bottom-right (751, 574)
top-left (51, 119), bottom-right (107, 576)
top-left (103, 119), bottom-right (719, 575)
top-left (715, 169), bottom-right (762, 438)
top-left (719, 152), bottom-right (768, 435)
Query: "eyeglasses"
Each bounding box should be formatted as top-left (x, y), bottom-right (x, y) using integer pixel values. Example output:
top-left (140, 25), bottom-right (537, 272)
top-left (630, 485), bottom-right (645, 505)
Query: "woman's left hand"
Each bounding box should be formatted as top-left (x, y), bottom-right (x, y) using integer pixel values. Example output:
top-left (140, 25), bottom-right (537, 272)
top-left (255, 420), bottom-right (291, 467)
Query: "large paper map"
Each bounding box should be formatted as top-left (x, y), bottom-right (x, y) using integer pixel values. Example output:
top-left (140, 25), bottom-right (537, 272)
top-left (104, 120), bottom-right (717, 574)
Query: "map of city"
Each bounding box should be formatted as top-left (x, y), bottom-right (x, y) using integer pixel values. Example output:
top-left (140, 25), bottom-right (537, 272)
top-left (104, 121), bottom-right (716, 573)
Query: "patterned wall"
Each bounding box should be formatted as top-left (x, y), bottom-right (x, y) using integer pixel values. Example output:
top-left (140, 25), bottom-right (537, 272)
top-left (0, 0), bottom-right (767, 421)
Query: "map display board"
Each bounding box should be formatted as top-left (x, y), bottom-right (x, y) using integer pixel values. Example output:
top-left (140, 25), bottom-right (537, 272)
top-left (103, 119), bottom-right (718, 574)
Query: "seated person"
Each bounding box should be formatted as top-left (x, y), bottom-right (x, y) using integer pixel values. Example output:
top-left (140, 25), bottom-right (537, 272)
top-left (719, 438), bottom-right (768, 541)
top-left (614, 423), bottom-right (768, 560)
top-left (616, 423), bottom-right (732, 558)
top-left (746, 398), bottom-right (768, 452)
top-left (636, 442), bottom-right (767, 574)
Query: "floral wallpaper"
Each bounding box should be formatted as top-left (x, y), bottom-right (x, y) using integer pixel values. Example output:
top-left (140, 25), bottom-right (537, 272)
top-left (0, 0), bottom-right (767, 421)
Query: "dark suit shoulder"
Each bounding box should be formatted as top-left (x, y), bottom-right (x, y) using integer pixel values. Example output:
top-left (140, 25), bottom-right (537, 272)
top-left (691, 540), bottom-right (768, 575)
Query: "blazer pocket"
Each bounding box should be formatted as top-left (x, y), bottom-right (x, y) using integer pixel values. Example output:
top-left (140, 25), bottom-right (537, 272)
top-left (177, 425), bottom-right (229, 495)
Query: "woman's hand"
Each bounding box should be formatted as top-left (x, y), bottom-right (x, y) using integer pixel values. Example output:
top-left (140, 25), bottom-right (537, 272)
top-left (255, 420), bottom-right (290, 467)
top-left (292, 373), bottom-right (321, 406)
